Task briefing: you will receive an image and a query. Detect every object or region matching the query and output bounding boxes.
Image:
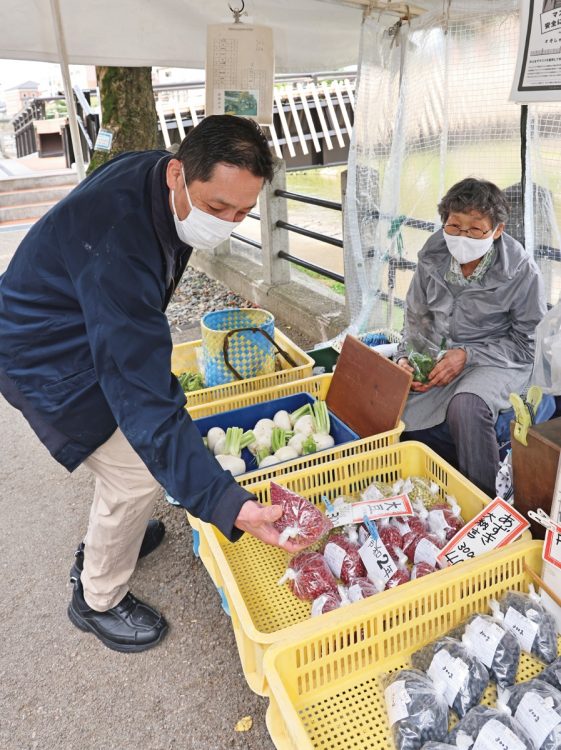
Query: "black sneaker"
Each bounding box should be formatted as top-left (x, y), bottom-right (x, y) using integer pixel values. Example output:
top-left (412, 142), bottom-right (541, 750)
top-left (69, 519), bottom-right (165, 584)
top-left (68, 579), bottom-right (168, 653)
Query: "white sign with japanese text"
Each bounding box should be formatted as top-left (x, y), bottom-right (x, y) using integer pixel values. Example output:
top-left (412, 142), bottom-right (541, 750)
top-left (359, 534), bottom-right (397, 584)
top-left (206, 23), bottom-right (274, 123)
top-left (437, 497), bottom-right (529, 567)
top-left (510, 0), bottom-right (561, 102)
top-left (327, 494), bottom-right (413, 528)
top-left (543, 521), bottom-right (561, 570)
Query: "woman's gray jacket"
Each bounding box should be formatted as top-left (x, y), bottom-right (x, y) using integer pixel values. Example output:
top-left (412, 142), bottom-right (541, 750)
top-left (397, 229), bottom-right (547, 430)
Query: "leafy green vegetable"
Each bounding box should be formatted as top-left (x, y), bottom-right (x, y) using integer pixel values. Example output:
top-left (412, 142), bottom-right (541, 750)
top-left (408, 351), bottom-right (435, 383)
top-left (177, 370), bottom-right (205, 392)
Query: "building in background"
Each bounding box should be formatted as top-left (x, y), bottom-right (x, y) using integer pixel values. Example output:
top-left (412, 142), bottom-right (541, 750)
top-left (4, 81), bottom-right (40, 117)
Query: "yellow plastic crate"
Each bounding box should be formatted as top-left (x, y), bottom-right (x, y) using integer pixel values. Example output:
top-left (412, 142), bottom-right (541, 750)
top-left (263, 540), bottom-right (557, 750)
top-left (187, 374), bottom-right (404, 487)
top-left (171, 329), bottom-right (314, 407)
top-left (198, 441), bottom-right (494, 696)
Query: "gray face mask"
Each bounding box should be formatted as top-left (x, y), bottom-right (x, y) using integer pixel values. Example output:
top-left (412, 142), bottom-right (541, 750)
top-left (444, 229), bottom-right (497, 264)
top-left (171, 168), bottom-right (241, 250)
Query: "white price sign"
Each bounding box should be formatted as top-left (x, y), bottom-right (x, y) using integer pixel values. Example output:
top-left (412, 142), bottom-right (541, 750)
top-left (437, 497), bottom-right (529, 567)
top-left (543, 522), bottom-right (561, 570)
top-left (327, 494), bottom-right (413, 528)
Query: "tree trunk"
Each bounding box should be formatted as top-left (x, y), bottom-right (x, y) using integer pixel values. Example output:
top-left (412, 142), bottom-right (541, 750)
top-left (87, 66), bottom-right (160, 174)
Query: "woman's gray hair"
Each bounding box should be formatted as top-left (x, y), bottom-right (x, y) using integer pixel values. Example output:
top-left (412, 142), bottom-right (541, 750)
top-left (437, 178), bottom-right (510, 226)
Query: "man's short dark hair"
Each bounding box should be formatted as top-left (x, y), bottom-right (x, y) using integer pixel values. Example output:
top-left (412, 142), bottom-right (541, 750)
top-left (176, 114), bottom-right (274, 185)
top-left (438, 177), bottom-right (510, 226)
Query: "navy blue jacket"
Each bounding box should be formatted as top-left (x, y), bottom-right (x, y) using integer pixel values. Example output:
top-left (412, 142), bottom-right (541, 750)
top-left (0, 150), bottom-right (253, 540)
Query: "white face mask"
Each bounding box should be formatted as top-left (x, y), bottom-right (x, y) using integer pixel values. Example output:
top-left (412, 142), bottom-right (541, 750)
top-left (443, 228), bottom-right (497, 265)
top-left (171, 169), bottom-right (242, 250)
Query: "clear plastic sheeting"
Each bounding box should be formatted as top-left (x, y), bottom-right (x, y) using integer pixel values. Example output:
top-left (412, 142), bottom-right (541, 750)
top-left (344, 1), bottom-right (561, 335)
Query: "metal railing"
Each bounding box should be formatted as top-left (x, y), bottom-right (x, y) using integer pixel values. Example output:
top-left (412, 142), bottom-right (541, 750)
top-left (232, 187), bottom-right (345, 284)
top-left (12, 89), bottom-right (99, 161)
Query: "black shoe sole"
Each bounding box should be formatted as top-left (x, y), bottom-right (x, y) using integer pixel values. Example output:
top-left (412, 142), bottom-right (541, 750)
top-left (67, 602), bottom-right (168, 654)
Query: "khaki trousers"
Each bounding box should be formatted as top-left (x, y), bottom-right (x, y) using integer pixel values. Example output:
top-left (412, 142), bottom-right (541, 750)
top-left (81, 428), bottom-right (162, 611)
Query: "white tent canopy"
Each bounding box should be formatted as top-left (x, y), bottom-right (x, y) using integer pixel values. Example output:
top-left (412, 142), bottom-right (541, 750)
top-left (0, 1), bottom-right (470, 72)
top-left (0, 0), bottom-right (500, 179)
top-left (1, 0), bottom-right (367, 72)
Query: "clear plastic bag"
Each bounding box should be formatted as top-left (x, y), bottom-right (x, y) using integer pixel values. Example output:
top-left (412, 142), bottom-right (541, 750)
top-left (411, 637), bottom-right (489, 718)
top-left (447, 705), bottom-right (534, 749)
top-left (347, 576), bottom-right (383, 602)
top-left (427, 497), bottom-right (464, 542)
top-left (311, 590), bottom-right (342, 617)
top-left (449, 613), bottom-right (521, 688)
top-left (541, 657), bottom-right (561, 692)
top-left (493, 589), bottom-right (558, 664)
top-left (499, 678), bottom-right (561, 750)
top-left (271, 481), bottom-right (333, 546)
top-left (386, 547), bottom-right (411, 589)
top-left (321, 532), bottom-right (367, 584)
top-left (407, 335), bottom-right (447, 385)
top-left (532, 300), bottom-right (561, 394)
top-left (278, 551), bottom-right (338, 601)
top-left (383, 668), bottom-right (449, 750)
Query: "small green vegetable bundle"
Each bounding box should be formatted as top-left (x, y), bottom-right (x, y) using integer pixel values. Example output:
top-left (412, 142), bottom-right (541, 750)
top-left (407, 351), bottom-right (435, 383)
top-left (408, 338), bottom-right (446, 383)
top-left (177, 370), bottom-right (205, 392)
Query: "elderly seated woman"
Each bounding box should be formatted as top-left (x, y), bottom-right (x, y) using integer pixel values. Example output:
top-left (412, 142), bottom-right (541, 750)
top-left (396, 177), bottom-right (547, 497)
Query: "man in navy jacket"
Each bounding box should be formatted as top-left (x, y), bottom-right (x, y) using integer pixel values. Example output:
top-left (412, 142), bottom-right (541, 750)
top-left (0, 115), bottom-right (301, 652)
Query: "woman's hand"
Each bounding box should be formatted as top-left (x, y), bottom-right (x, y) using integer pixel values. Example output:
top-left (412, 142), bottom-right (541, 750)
top-left (427, 348), bottom-right (467, 387)
top-left (396, 357), bottom-right (431, 392)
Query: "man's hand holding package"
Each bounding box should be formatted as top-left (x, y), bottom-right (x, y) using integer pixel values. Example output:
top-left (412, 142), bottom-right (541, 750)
top-left (234, 500), bottom-right (308, 553)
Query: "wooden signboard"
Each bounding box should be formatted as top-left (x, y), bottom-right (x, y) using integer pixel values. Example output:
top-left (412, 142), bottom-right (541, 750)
top-left (511, 417), bottom-right (561, 539)
top-left (326, 335), bottom-right (411, 438)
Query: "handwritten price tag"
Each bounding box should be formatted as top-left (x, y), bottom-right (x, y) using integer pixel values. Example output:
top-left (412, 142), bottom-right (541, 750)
top-left (327, 494), bottom-right (413, 528)
top-left (543, 522), bottom-right (561, 570)
top-left (437, 497), bottom-right (529, 567)
top-left (358, 517), bottom-right (397, 584)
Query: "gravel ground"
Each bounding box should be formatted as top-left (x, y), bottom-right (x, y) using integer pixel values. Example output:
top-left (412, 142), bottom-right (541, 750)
top-left (166, 267), bottom-right (254, 332)
top-left (167, 266), bottom-right (315, 352)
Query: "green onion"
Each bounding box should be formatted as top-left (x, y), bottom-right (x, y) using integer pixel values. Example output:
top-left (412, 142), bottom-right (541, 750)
top-left (313, 400), bottom-right (331, 435)
top-left (240, 430), bottom-right (255, 449)
top-left (224, 427), bottom-right (243, 457)
top-left (290, 403), bottom-right (313, 424)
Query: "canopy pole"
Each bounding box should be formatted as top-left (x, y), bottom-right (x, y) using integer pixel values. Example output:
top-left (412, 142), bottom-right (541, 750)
top-left (49, 0), bottom-right (86, 181)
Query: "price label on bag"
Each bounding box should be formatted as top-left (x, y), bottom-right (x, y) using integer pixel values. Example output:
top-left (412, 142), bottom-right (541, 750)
top-left (543, 522), bottom-right (561, 570)
top-left (472, 719), bottom-right (528, 750)
top-left (515, 691), bottom-right (561, 748)
top-left (359, 534), bottom-right (397, 584)
top-left (427, 650), bottom-right (469, 708)
top-left (327, 494), bottom-right (413, 528)
top-left (384, 680), bottom-right (411, 726)
top-left (437, 497), bottom-right (529, 567)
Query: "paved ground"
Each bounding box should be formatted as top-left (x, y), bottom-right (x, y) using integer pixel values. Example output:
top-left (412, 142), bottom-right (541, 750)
top-left (0, 227), bottom-right (315, 750)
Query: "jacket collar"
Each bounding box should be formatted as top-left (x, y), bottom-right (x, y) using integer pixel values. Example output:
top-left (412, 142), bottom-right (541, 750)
top-left (150, 154), bottom-right (192, 288)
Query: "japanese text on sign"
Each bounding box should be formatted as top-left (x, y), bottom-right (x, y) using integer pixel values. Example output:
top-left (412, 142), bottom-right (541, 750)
top-left (543, 521), bottom-right (561, 570)
top-left (359, 534), bottom-right (397, 584)
top-left (437, 497), bottom-right (529, 567)
top-left (327, 494), bottom-right (413, 528)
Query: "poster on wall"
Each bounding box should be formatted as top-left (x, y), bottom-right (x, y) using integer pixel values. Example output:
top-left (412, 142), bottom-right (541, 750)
top-left (206, 23), bottom-right (274, 124)
top-left (510, 0), bottom-right (561, 102)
